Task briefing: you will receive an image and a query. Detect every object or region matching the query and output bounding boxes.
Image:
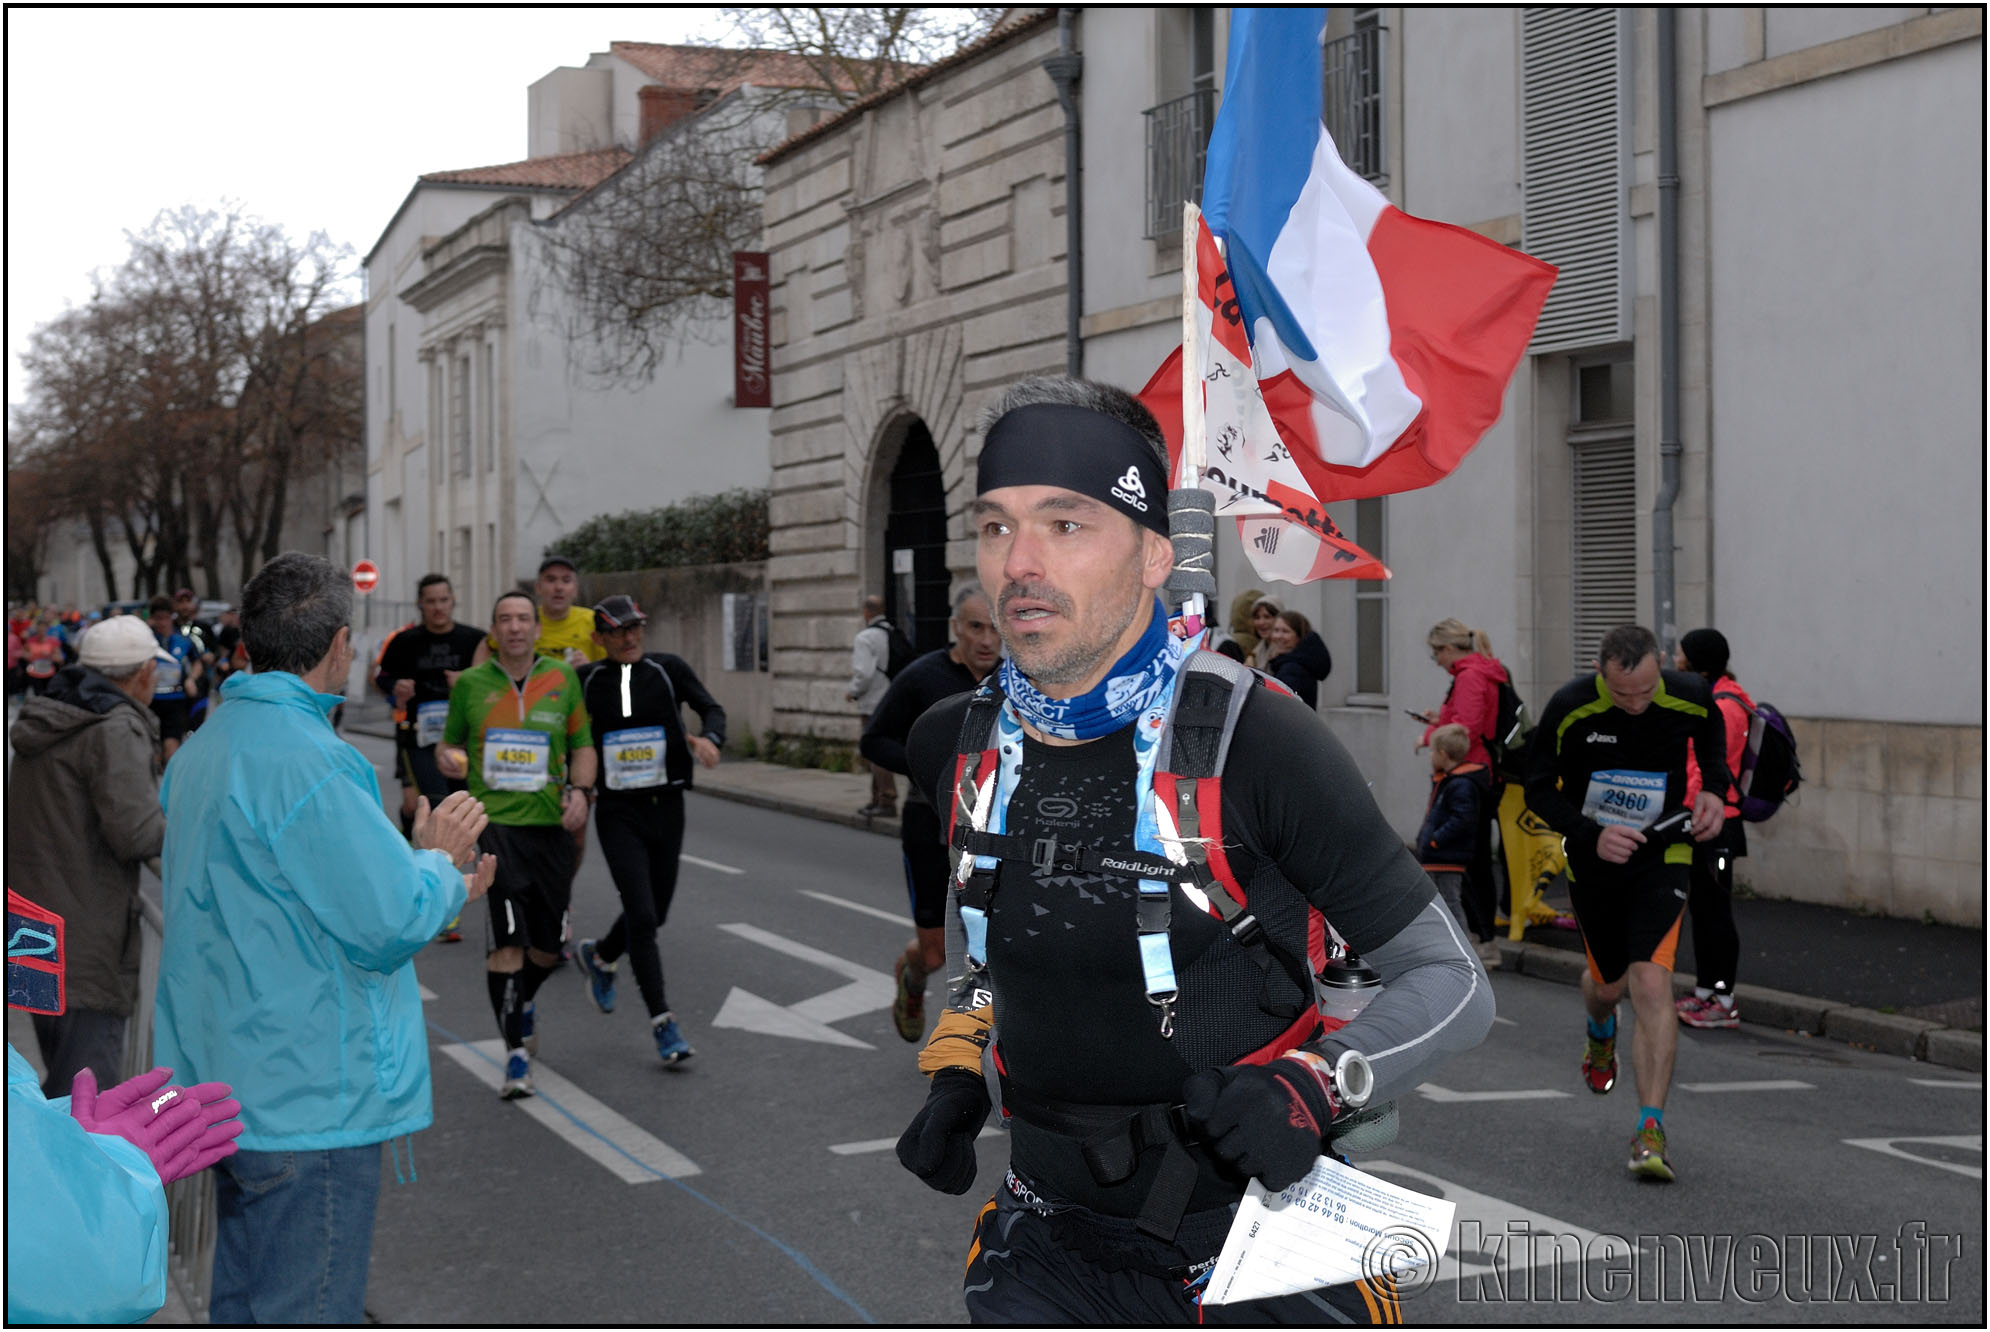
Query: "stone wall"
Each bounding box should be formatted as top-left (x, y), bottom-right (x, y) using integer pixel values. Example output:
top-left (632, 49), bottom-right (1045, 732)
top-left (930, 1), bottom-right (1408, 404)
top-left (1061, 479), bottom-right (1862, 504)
top-left (577, 562), bottom-right (772, 744)
top-left (1747, 719), bottom-right (1983, 927)
top-left (759, 15), bottom-right (1067, 740)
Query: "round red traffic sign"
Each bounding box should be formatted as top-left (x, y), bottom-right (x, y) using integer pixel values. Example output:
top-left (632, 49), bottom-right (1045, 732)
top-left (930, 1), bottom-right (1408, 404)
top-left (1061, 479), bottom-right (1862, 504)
top-left (352, 560), bottom-right (380, 594)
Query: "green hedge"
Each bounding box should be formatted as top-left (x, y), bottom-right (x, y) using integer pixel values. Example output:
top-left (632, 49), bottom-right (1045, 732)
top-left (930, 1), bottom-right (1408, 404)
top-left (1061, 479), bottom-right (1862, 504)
top-left (552, 488), bottom-right (769, 572)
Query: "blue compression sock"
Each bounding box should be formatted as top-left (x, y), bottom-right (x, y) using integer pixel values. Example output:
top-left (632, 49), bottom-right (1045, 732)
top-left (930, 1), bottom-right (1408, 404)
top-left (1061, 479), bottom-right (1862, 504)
top-left (1587, 1013), bottom-right (1617, 1040)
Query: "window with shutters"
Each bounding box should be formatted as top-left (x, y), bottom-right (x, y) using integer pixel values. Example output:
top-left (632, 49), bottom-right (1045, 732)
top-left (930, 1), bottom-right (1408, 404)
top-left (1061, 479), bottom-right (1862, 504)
top-left (1569, 359), bottom-right (1636, 671)
top-left (1522, 7), bottom-right (1627, 352)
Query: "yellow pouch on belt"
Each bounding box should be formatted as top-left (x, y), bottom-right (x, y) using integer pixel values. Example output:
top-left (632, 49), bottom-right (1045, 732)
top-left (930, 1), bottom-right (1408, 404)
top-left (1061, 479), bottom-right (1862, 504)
top-left (917, 1004), bottom-right (993, 1078)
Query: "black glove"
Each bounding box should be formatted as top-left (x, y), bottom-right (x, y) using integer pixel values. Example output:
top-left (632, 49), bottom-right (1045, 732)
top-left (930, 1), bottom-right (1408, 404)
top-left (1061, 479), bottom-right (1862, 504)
top-left (1180, 1060), bottom-right (1337, 1192)
top-left (896, 1069), bottom-right (992, 1195)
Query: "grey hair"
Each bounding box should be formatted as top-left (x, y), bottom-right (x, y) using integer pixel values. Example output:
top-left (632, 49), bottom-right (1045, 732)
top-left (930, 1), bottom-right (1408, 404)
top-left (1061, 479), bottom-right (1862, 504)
top-left (978, 376), bottom-right (1167, 471)
top-left (242, 552), bottom-right (352, 676)
top-left (96, 659), bottom-right (149, 684)
top-left (1597, 624), bottom-right (1660, 673)
top-left (951, 581), bottom-right (989, 616)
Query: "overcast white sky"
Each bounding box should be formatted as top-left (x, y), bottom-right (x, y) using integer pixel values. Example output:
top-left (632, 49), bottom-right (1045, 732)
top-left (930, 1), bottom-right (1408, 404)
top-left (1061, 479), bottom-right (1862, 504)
top-left (4, 6), bottom-right (729, 408)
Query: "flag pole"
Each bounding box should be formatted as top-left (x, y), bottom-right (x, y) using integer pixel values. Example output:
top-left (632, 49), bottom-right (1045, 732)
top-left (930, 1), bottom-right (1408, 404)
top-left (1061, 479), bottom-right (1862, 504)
top-left (1166, 199), bottom-right (1216, 646)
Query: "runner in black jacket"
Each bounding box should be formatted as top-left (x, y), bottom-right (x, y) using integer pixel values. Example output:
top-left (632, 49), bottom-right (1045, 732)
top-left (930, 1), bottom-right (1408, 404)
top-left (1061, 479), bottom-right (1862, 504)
top-left (1522, 623), bottom-right (1730, 1183)
top-left (573, 595), bottom-right (726, 1067)
top-left (859, 584), bottom-right (1002, 1043)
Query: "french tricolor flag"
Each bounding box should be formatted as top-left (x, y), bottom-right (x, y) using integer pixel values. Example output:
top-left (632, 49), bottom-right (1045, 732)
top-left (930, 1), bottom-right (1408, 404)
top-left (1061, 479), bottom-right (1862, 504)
top-left (1145, 8), bottom-right (1556, 582)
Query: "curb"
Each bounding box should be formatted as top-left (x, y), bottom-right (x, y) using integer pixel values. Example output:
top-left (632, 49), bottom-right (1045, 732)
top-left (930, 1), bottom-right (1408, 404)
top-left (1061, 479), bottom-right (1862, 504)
top-left (1499, 939), bottom-right (1986, 1073)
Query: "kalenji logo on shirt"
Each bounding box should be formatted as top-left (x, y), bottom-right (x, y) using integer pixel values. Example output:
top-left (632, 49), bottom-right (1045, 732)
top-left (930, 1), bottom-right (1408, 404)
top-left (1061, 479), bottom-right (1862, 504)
top-left (1111, 466), bottom-right (1150, 512)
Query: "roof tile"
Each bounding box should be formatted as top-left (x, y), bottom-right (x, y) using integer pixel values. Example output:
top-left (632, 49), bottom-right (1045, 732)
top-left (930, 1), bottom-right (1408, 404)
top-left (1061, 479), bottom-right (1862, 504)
top-left (420, 146), bottom-right (632, 190)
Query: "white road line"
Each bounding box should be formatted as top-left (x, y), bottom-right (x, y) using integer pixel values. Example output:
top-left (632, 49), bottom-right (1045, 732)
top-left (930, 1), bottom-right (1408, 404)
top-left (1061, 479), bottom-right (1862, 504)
top-left (1418, 1084), bottom-right (1573, 1103)
top-left (1909, 1078), bottom-right (1983, 1088)
top-left (1843, 1135), bottom-right (1983, 1180)
top-left (830, 1126), bottom-right (1006, 1155)
top-left (1491, 1015), bottom-right (1517, 1027)
top-left (1363, 1160), bottom-right (1634, 1284)
top-left (799, 889), bottom-right (909, 926)
top-left (681, 853), bottom-right (744, 875)
top-left (418, 984), bottom-right (438, 1002)
top-left (440, 1039), bottom-right (701, 1183)
top-left (1677, 1079), bottom-right (1815, 1093)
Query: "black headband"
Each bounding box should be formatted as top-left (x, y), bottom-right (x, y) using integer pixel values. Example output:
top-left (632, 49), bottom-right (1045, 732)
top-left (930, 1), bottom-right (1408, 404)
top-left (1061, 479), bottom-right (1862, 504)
top-left (977, 403), bottom-right (1170, 536)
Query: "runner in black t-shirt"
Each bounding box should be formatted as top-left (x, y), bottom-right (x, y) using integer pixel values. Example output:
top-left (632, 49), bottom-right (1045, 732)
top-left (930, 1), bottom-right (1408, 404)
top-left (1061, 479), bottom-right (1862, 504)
top-left (894, 377), bottom-right (1491, 1324)
top-left (859, 584), bottom-right (1002, 1043)
top-left (1522, 623), bottom-right (1730, 1183)
top-left (375, 574), bottom-right (486, 835)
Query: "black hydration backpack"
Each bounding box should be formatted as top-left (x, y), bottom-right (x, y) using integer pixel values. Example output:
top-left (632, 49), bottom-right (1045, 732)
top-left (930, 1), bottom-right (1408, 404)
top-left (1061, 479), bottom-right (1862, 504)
top-left (1486, 676), bottom-right (1534, 782)
top-left (874, 618), bottom-right (917, 679)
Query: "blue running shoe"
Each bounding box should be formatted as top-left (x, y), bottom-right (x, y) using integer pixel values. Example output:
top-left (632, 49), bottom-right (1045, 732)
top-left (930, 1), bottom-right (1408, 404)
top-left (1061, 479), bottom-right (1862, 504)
top-left (654, 1014), bottom-right (694, 1067)
top-left (521, 1002), bottom-right (538, 1056)
top-left (578, 939), bottom-right (616, 1014)
top-left (501, 1052), bottom-right (534, 1099)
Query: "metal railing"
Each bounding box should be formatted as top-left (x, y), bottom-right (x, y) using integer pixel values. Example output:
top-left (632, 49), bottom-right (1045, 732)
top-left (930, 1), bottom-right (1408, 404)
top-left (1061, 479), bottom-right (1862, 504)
top-left (127, 875), bottom-right (217, 1321)
top-left (1324, 24), bottom-right (1389, 185)
top-left (1143, 88), bottom-right (1218, 238)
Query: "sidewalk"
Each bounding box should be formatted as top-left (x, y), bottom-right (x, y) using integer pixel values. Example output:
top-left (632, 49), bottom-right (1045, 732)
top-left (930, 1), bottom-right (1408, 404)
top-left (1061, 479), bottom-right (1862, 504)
top-left (340, 695), bottom-right (1983, 1071)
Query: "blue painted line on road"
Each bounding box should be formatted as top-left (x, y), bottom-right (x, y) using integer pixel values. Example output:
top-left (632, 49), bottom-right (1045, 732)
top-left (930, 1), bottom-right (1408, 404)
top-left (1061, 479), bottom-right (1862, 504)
top-left (428, 1016), bottom-right (876, 1324)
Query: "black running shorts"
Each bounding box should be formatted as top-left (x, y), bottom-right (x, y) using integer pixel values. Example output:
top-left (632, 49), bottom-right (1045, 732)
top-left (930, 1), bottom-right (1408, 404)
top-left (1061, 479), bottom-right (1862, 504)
top-left (150, 698), bottom-right (191, 742)
top-left (1566, 855), bottom-right (1689, 985)
top-left (901, 802), bottom-right (950, 930)
top-left (481, 823), bottom-right (577, 954)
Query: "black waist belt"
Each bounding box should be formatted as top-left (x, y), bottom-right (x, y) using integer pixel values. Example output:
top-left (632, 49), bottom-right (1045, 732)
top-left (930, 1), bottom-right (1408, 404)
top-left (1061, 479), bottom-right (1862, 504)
top-left (1000, 1077), bottom-right (1203, 1243)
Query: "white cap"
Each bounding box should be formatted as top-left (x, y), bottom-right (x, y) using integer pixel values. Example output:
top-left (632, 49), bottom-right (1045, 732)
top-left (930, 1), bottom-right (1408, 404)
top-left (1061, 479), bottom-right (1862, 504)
top-left (78, 616), bottom-right (174, 673)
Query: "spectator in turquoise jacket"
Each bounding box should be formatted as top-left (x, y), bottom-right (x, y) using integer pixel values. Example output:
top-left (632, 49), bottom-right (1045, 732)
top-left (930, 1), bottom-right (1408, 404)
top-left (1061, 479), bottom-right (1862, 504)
top-left (153, 553), bottom-right (495, 1325)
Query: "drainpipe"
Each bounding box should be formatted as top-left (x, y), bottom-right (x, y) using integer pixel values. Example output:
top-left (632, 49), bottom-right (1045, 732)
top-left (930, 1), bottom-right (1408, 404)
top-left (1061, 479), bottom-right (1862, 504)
top-left (1042, 10), bottom-right (1084, 377)
top-left (1651, 7), bottom-right (1681, 653)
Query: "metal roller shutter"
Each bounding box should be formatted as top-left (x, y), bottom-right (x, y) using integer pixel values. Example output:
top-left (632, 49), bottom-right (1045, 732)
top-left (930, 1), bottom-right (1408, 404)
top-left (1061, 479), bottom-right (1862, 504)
top-left (1522, 7), bottom-right (1628, 353)
top-left (1571, 432), bottom-right (1637, 671)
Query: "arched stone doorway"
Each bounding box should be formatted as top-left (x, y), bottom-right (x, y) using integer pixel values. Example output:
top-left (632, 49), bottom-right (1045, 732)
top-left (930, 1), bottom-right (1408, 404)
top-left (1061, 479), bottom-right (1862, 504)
top-left (876, 417), bottom-right (950, 652)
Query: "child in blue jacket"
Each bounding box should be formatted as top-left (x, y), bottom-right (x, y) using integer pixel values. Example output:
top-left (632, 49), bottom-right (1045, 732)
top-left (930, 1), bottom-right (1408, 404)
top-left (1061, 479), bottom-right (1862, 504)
top-left (1416, 724), bottom-right (1492, 941)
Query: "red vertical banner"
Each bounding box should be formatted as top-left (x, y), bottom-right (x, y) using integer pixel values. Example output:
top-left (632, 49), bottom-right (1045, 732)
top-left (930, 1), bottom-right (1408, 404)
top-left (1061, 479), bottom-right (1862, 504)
top-left (732, 251), bottom-right (771, 408)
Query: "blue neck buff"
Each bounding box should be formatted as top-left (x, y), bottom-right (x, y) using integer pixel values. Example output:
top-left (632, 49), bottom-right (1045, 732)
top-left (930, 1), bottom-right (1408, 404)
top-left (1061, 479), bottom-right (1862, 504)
top-left (999, 597), bottom-right (1194, 740)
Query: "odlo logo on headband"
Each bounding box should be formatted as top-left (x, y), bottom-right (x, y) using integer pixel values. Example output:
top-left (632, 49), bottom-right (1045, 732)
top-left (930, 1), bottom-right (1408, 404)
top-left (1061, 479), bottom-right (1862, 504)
top-left (1111, 466), bottom-right (1149, 512)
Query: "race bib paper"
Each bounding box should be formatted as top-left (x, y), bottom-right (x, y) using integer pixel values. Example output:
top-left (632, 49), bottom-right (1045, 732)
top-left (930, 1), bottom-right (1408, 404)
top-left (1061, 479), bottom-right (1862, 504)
top-left (415, 701), bottom-right (449, 749)
top-left (1581, 768), bottom-right (1667, 828)
top-left (153, 656), bottom-right (183, 696)
top-left (1204, 1156), bottom-right (1456, 1306)
top-left (482, 728), bottom-right (551, 792)
top-left (603, 726), bottom-right (666, 790)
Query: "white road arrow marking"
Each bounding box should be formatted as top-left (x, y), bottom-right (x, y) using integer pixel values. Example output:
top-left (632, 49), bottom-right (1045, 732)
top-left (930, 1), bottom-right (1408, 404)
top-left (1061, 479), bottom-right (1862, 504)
top-left (1417, 1084), bottom-right (1573, 1103)
top-left (1363, 1160), bottom-right (1634, 1284)
top-left (1677, 1079), bottom-right (1814, 1093)
top-left (418, 984), bottom-right (438, 1002)
top-left (1842, 1134), bottom-right (1983, 1180)
top-left (440, 1040), bottom-right (701, 1182)
top-left (711, 922), bottom-right (896, 1049)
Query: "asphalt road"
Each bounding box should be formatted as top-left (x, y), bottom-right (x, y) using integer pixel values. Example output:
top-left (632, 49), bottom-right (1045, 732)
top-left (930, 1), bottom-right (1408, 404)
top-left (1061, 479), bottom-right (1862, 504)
top-left (341, 730), bottom-right (1984, 1325)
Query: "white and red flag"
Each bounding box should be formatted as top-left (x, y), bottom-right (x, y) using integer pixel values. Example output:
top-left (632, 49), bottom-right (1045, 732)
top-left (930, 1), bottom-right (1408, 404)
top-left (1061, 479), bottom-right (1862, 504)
top-left (1141, 6), bottom-right (1556, 584)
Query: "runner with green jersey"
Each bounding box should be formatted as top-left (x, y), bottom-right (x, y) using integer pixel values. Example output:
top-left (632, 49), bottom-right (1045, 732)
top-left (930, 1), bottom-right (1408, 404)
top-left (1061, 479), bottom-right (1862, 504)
top-left (440, 590), bottom-right (596, 1098)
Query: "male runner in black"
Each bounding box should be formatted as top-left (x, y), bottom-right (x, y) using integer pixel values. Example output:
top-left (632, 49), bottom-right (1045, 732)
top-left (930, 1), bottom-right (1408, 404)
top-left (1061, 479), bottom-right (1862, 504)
top-left (1522, 623), bottom-right (1729, 1182)
top-left (859, 583), bottom-right (1002, 1042)
top-left (376, 574), bottom-right (487, 833)
top-left (572, 595), bottom-right (726, 1067)
top-left (895, 377), bottom-right (1491, 1323)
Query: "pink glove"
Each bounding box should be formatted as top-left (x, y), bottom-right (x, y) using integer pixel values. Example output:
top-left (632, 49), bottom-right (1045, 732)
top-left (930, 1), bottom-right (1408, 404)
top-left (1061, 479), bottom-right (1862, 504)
top-left (70, 1067), bottom-right (245, 1184)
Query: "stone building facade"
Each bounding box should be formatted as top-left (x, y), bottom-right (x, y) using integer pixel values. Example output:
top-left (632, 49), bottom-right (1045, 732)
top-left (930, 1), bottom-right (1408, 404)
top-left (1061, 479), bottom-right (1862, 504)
top-left (758, 12), bottom-right (1069, 741)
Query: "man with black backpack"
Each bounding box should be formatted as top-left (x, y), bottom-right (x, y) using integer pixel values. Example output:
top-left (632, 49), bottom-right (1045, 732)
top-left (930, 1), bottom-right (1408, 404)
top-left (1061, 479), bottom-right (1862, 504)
top-left (849, 594), bottom-right (913, 817)
top-left (894, 376), bottom-right (1490, 1322)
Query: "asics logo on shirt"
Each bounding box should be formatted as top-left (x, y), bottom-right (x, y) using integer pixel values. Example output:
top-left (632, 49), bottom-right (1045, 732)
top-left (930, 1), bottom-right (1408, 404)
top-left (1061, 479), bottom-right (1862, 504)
top-left (1111, 467), bottom-right (1150, 512)
top-left (1587, 732), bottom-right (1617, 744)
